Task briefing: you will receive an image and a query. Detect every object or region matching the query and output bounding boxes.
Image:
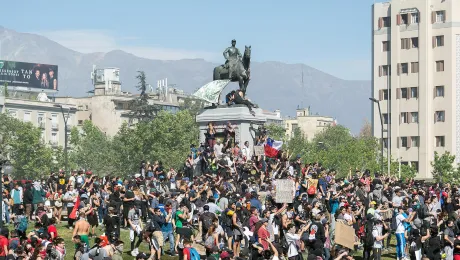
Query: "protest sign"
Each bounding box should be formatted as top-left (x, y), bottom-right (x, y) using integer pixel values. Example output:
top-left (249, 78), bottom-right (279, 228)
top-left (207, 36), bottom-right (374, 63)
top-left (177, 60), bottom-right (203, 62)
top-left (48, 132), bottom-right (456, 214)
top-left (253, 145), bottom-right (265, 156)
top-left (275, 179), bottom-right (295, 203)
top-left (335, 221), bottom-right (355, 249)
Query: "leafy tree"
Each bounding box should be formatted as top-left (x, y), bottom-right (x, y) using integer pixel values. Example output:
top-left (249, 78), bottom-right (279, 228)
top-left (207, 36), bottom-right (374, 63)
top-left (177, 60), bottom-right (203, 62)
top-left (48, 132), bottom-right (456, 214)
top-left (265, 123), bottom-right (286, 141)
top-left (2, 83), bottom-right (8, 97)
top-left (129, 71), bottom-right (161, 121)
top-left (69, 120), bottom-right (115, 175)
top-left (431, 151), bottom-right (456, 183)
top-left (286, 128), bottom-right (309, 161)
top-left (359, 119), bottom-right (372, 138)
top-left (0, 113), bottom-right (54, 179)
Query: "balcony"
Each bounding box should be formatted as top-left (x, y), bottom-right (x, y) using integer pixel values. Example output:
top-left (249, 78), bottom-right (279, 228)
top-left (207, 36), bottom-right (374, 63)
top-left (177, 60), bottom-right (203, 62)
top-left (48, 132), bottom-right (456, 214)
top-left (49, 140), bottom-right (59, 148)
top-left (51, 123), bottom-right (59, 130)
top-left (38, 121), bottom-right (46, 129)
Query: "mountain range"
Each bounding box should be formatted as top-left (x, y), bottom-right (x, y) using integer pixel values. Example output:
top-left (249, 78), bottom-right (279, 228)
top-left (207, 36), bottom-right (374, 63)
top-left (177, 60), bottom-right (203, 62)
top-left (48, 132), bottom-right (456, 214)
top-left (0, 26), bottom-right (370, 133)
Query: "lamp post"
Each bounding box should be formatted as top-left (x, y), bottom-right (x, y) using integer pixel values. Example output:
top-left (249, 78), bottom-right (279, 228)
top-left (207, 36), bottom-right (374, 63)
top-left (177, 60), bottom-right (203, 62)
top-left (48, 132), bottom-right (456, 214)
top-left (369, 97), bottom-right (384, 175)
top-left (54, 105), bottom-right (76, 174)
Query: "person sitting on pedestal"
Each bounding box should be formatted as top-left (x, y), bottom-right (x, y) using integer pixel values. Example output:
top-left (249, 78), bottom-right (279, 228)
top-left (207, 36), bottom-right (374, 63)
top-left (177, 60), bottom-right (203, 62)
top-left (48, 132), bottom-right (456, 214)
top-left (230, 90), bottom-right (257, 115)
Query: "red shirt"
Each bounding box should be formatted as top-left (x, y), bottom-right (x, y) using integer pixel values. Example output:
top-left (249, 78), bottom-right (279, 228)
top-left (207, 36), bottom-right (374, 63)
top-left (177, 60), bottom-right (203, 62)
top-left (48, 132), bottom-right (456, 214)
top-left (0, 235), bottom-right (9, 256)
top-left (183, 247), bottom-right (191, 260)
top-left (48, 225), bottom-right (58, 239)
top-left (257, 227), bottom-right (270, 250)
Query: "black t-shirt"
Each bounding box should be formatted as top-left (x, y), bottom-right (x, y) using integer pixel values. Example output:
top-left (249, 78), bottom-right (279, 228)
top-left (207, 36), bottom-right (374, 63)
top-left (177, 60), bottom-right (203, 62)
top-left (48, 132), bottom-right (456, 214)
top-left (124, 190), bottom-right (135, 206)
top-left (454, 239), bottom-right (460, 255)
top-left (57, 177), bottom-right (67, 190)
top-left (425, 236), bottom-right (442, 260)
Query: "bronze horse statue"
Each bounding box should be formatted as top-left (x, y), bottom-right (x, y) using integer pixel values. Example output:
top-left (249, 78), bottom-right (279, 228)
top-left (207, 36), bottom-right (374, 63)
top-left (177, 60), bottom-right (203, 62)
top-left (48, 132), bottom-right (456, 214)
top-left (213, 45), bottom-right (251, 95)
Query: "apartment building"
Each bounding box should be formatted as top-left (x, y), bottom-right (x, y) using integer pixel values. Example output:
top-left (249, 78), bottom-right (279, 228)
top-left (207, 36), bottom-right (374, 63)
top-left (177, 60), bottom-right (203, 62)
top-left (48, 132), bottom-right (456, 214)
top-left (0, 97), bottom-right (77, 148)
top-left (372, 0), bottom-right (460, 178)
top-left (285, 107), bottom-right (335, 141)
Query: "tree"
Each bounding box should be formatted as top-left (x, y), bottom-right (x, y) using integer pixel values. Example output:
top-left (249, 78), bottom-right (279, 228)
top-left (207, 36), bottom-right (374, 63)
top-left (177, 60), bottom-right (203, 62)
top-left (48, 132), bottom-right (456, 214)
top-left (129, 71), bottom-right (161, 121)
top-left (69, 121), bottom-right (115, 174)
top-left (286, 128), bottom-right (310, 161)
top-left (431, 151), bottom-right (456, 183)
top-left (359, 119), bottom-right (372, 138)
top-left (0, 113), bottom-right (55, 179)
top-left (265, 123), bottom-right (286, 141)
top-left (2, 83), bottom-right (8, 97)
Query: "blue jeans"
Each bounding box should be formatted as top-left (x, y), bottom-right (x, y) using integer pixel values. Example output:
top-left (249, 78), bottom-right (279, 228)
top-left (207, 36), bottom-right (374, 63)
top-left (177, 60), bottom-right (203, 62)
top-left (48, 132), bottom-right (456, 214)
top-left (395, 233), bottom-right (406, 258)
top-left (162, 230), bottom-right (175, 253)
top-left (98, 206), bottom-right (107, 223)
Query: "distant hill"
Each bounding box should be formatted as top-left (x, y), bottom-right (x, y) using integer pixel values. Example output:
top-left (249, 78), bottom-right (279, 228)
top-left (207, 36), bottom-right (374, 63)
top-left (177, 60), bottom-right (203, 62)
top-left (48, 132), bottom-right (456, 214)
top-left (0, 26), bottom-right (370, 133)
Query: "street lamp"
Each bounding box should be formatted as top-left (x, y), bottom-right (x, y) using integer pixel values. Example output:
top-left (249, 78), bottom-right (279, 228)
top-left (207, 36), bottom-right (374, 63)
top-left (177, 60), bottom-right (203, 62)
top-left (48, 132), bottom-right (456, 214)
top-left (369, 97), bottom-right (384, 175)
top-left (54, 104), bottom-right (76, 174)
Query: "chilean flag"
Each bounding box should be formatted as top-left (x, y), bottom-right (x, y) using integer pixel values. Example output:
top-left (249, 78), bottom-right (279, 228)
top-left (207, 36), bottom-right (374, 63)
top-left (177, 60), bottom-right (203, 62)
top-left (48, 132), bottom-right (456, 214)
top-left (264, 138), bottom-right (283, 158)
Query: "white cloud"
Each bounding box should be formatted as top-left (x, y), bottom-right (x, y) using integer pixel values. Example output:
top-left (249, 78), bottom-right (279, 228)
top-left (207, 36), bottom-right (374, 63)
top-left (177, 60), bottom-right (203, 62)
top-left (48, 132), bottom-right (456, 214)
top-left (38, 29), bottom-right (219, 61)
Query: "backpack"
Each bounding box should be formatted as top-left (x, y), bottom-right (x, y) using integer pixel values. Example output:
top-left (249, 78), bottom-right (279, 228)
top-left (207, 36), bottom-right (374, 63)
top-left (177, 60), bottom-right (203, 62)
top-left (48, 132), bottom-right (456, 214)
top-left (17, 217), bottom-right (28, 232)
top-left (363, 227), bottom-right (375, 247)
top-left (307, 186), bottom-right (316, 195)
top-left (204, 235), bottom-right (215, 249)
top-left (408, 234), bottom-right (418, 253)
top-left (202, 213), bottom-right (214, 230)
top-left (220, 210), bottom-right (233, 227)
top-left (417, 205), bottom-right (426, 220)
top-left (188, 247), bottom-right (200, 260)
top-left (281, 236), bottom-right (290, 253)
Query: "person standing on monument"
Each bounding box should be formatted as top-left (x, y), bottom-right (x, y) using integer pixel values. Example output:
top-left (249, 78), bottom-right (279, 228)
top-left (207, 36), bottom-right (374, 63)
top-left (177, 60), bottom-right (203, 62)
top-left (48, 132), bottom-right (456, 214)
top-left (223, 39), bottom-right (242, 79)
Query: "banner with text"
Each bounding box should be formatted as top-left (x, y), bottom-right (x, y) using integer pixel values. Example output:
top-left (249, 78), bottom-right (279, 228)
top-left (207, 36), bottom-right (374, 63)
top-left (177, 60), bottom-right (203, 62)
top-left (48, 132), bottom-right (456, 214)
top-left (0, 60), bottom-right (59, 90)
top-left (275, 179), bottom-right (295, 203)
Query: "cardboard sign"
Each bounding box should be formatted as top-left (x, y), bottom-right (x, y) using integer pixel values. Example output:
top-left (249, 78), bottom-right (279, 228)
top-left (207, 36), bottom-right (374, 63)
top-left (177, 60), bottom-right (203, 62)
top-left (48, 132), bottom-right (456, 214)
top-left (253, 145), bottom-right (265, 156)
top-left (335, 221), bottom-right (355, 249)
top-left (275, 179), bottom-right (295, 203)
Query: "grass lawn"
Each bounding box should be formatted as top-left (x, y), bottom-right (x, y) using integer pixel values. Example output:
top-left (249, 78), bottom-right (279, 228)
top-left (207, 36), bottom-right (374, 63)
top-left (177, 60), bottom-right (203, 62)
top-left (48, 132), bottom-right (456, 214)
top-left (33, 223), bottom-right (398, 260)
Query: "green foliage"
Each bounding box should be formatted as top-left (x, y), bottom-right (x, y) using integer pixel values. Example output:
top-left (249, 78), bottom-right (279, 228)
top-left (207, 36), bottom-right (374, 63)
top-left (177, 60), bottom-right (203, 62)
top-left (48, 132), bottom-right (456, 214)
top-left (431, 151), bottom-right (456, 183)
top-left (69, 121), bottom-right (115, 175)
top-left (0, 113), bottom-right (55, 179)
top-left (265, 123), bottom-right (286, 142)
top-left (2, 83), bottom-right (8, 97)
top-left (129, 71), bottom-right (161, 121)
top-left (286, 128), bottom-right (310, 160)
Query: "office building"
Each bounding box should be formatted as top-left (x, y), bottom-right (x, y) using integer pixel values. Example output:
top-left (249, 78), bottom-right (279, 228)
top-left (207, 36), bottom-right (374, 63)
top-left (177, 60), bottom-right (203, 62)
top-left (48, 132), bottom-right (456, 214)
top-left (284, 107), bottom-right (335, 141)
top-left (372, 0), bottom-right (460, 178)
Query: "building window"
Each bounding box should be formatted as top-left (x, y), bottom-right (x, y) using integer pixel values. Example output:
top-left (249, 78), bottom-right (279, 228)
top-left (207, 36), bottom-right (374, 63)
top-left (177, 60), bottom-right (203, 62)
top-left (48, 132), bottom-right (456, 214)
top-left (436, 86), bottom-right (444, 97)
top-left (435, 111), bottom-right (445, 122)
top-left (401, 38), bottom-right (410, 50)
top-left (435, 11), bottom-right (446, 23)
top-left (38, 113), bottom-right (44, 126)
top-left (400, 88), bottom-right (408, 99)
top-left (383, 89), bottom-right (389, 100)
top-left (436, 60), bottom-right (445, 72)
top-left (411, 37), bottom-right (418, 48)
top-left (411, 62), bottom-right (419, 73)
top-left (411, 112), bottom-right (418, 123)
top-left (78, 120), bottom-right (83, 125)
top-left (411, 136), bottom-right (419, 147)
top-left (398, 63), bottom-right (408, 75)
top-left (51, 132), bottom-right (57, 143)
top-left (8, 110), bottom-right (17, 118)
top-left (411, 161), bottom-right (419, 171)
top-left (383, 113), bottom-right (389, 124)
top-left (436, 136), bottom-right (445, 147)
top-left (400, 13), bottom-right (408, 25)
top-left (410, 87), bottom-right (418, 98)
top-left (382, 41), bottom-right (390, 52)
top-left (400, 137), bottom-right (408, 148)
top-left (401, 112), bottom-right (408, 123)
top-left (24, 111), bottom-right (31, 122)
top-left (434, 35), bottom-right (444, 47)
top-left (383, 138), bottom-right (388, 148)
top-left (379, 17), bottom-right (391, 28)
top-left (379, 65), bottom-right (390, 77)
top-left (411, 13), bottom-right (419, 24)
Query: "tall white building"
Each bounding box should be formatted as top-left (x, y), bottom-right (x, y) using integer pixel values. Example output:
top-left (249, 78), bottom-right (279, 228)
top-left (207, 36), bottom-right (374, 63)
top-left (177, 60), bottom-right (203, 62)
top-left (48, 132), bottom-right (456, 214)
top-left (372, 0), bottom-right (460, 178)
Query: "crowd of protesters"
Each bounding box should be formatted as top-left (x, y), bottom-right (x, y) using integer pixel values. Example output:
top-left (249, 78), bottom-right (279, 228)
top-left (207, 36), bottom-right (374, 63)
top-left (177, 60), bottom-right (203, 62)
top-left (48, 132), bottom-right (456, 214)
top-left (0, 122), bottom-right (459, 260)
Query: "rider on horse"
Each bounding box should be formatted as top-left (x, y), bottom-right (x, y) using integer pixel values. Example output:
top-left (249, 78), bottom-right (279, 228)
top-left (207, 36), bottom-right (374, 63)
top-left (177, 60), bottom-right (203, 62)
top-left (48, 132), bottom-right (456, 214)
top-left (223, 39), bottom-right (242, 80)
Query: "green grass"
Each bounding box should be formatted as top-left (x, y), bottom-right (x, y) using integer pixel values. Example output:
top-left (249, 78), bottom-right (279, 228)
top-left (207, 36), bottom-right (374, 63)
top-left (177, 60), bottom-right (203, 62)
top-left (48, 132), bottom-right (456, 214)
top-left (20, 223), bottom-right (399, 260)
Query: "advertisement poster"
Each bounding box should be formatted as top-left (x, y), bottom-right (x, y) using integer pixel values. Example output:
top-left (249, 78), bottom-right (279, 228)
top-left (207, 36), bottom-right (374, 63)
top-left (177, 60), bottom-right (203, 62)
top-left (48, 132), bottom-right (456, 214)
top-left (0, 60), bottom-right (58, 90)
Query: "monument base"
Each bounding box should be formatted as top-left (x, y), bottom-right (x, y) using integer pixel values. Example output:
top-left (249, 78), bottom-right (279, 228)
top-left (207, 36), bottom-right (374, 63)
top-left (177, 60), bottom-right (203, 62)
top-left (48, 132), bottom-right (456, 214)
top-left (196, 105), bottom-right (266, 149)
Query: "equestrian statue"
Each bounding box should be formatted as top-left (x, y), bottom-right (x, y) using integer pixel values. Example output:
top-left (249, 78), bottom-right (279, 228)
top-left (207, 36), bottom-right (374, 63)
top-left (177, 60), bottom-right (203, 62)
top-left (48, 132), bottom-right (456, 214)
top-left (213, 39), bottom-right (251, 95)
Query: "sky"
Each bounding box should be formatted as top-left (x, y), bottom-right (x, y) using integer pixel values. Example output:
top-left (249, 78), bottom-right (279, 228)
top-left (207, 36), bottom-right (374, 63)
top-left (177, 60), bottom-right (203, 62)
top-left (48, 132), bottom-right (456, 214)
top-left (1, 0), bottom-right (387, 81)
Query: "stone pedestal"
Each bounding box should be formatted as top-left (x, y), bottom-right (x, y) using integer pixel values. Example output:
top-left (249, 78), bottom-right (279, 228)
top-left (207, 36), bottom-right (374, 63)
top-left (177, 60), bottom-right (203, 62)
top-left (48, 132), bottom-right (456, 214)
top-left (196, 105), bottom-right (266, 149)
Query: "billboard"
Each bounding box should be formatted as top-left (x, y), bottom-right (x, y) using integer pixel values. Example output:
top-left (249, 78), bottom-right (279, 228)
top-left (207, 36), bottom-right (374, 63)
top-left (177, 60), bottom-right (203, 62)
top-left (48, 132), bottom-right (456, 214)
top-left (0, 60), bottom-right (58, 91)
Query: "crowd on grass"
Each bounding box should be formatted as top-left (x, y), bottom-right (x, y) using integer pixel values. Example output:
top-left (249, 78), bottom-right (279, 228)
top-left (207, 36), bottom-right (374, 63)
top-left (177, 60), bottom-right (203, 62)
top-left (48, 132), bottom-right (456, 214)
top-left (0, 122), bottom-right (460, 260)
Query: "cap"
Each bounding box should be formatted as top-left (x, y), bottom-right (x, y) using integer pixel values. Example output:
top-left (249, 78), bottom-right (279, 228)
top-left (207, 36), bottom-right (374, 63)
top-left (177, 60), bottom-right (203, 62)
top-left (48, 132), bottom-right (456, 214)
top-left (370, 201), bottom-right (377, 205)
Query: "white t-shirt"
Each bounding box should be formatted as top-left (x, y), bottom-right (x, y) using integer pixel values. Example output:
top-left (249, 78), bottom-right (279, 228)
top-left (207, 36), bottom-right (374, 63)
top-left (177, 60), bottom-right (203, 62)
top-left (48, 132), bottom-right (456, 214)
top-left (374, 209), bottom-right (382, 221)
top-left (285, 232), bottom-right (300, 257)
top-left (69, 176), bottom-right (76, 188)
top-left (372, 226), bottom-right (383, 248)
top-left (395, 213), bottom-right (406, 234)
top-left (344, 213), bottom-right (353, 223)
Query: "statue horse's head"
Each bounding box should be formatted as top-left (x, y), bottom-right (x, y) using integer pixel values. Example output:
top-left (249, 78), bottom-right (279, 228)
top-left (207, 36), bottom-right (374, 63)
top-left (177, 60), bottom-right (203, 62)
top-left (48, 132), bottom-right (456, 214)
top-left (244, 45), bottom-right (251, 58)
